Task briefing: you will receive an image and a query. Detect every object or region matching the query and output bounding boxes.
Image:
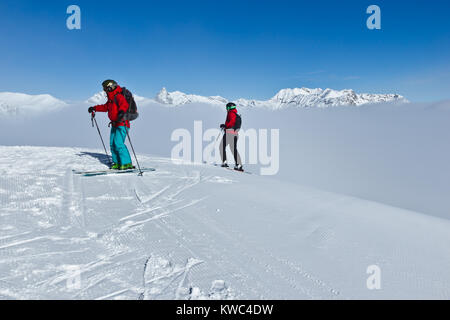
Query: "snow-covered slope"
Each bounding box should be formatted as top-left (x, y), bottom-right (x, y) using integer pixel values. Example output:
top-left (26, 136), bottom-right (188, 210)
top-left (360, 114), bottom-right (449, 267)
top-left (1, 146), bottom-right (449, 299)
top-left (0, 92), bottom-right (66, 117)
top-left (155, 87), bottom-right (407, 108)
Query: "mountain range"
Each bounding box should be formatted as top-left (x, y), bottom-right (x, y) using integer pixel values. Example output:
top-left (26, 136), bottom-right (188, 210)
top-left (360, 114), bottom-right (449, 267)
top-left (89, 86), bottom-right (408, 108)
top-left (0, 87), bottom-right (408, 117)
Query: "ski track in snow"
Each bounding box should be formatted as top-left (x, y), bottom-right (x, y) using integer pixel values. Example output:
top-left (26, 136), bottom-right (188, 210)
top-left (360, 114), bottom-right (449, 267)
top-left (0, 146), bottom-right (450, 299)
top-left (0, 147), bottom-right (240, 299)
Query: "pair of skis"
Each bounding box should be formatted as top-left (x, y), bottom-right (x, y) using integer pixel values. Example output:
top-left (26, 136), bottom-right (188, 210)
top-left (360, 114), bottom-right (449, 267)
top-left (209, 163), bottom-right (252, 175)
top-left (72, 167), bottom-right (155, 177)
top-left (73, 163), bottom-right (250, 177)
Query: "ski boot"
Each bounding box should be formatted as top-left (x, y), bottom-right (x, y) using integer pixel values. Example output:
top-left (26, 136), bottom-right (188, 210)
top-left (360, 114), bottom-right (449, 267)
top-left (221, 161), bottom-right (229, 168)
top-left (111, 163), bottom-right (120, 170)
top-left (120, 163), bottom-right (134, 170)
top-left (234, 165), bottom-right (244, 172)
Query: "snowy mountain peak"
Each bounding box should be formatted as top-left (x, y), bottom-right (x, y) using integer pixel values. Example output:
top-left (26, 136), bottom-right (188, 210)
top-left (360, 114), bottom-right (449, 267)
top-left (155, 87), bottom-right (186, 105)
top-left (157, 87), bottom-right (168, 98)
top-left (273, 87), bottom-right (323, 99)
top-left (0, 92), bottom-right (67, 117)
top-left (86, 91), bottom-right (151, 105)
top-left (86, 91), bottom-right (107, 105)
top-left (155, 88), bottom-right (228, 106)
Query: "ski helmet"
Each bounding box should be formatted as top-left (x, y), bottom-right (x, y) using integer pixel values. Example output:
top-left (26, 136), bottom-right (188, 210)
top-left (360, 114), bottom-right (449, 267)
top-left (226, 102), bottom-right (237, 111)
top-left (102, 79), bottom-right (118, 92)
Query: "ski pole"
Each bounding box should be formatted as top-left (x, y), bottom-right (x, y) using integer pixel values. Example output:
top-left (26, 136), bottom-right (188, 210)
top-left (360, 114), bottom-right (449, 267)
top-left (91, 112), bottom-right (112, 167)
top-left (124, 126), bottom-right (144, 176)
top-left (211, 128), bottom-right (225, 165)
top-left (215, 128), bottom-right (224, 143)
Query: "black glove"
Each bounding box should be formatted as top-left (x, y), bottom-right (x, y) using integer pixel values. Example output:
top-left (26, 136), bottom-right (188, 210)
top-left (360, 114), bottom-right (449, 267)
top-left (117, 110), bottom-right (125, 121)
top-left (88, 107), bottom-right (95, 113)
top-left (220, 124), bottom-right (226, 129)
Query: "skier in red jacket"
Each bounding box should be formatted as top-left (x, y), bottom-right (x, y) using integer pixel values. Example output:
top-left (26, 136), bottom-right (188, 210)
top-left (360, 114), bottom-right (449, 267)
top-left (220, 102), bottom-right (243, 172)
top-left (88, 80), bottom-right (133, 170)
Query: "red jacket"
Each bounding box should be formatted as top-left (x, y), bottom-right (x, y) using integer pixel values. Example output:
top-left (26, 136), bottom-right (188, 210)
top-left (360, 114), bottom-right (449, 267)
top-left (225, 108), bottom-right (238, 129)
top-left (94, 86), bottom-right (130, 128)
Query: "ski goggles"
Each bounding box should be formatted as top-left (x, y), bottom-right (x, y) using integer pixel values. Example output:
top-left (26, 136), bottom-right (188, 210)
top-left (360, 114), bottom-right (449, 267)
top-left (103, 86), bottom-right (115, 92)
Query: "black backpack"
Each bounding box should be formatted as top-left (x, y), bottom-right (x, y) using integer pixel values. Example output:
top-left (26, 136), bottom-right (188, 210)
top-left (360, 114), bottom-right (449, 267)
top-left (233, 113), bottom-right (242, 130)
top-left (114, 87), bottom-right (139, 121)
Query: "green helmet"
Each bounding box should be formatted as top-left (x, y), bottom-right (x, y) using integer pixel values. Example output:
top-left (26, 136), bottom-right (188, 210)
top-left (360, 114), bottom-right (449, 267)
top-left (102, 79), bottom-right (118, 92)
top-left (226, 102), bottom-right (237, 111)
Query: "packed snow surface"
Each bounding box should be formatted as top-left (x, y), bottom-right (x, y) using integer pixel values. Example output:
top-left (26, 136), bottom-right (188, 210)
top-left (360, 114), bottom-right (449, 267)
top-left (0, 146), bottom-right (449, 299)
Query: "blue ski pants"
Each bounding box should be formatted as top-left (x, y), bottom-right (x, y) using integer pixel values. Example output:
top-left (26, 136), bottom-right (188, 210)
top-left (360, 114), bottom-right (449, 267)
top-left (110, 126), bottom-right (132, 165)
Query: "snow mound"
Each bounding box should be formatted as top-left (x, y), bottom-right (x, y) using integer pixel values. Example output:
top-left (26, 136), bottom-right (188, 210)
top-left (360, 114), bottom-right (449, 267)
top-left (0, 92), bottom-right (67, 117)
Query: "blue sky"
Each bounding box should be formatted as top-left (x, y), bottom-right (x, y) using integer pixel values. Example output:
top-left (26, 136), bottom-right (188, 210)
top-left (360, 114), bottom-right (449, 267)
top-left (0, 0), bottom-right (449, 102)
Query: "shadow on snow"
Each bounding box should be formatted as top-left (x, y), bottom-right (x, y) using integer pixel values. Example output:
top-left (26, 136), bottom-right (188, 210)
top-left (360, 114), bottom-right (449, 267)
top-left (77, 151), bottom-right (112, 167)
